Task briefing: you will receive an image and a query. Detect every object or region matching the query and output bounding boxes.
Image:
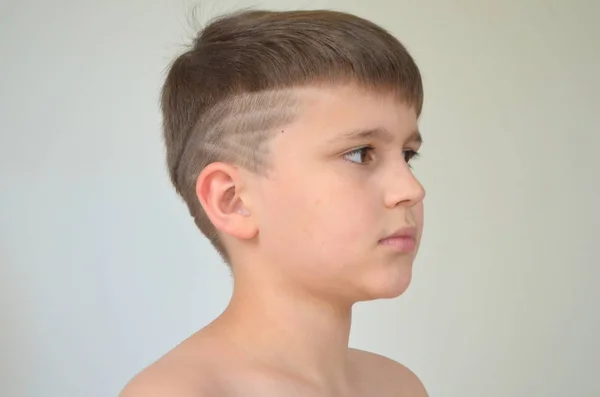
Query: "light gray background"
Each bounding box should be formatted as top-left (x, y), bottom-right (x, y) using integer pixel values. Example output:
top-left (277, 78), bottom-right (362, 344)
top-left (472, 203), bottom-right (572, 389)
top-left (1, 0), bottom-right (599, 396)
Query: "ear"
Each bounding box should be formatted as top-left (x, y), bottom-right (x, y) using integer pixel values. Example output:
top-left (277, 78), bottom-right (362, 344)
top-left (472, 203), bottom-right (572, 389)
top-left (195, 162), bottom-right (257, 240)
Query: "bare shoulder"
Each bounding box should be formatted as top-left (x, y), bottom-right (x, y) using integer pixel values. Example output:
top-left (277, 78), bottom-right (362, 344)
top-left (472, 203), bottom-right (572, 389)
top-left (119, 368), bottom-right (196, 397)
top-left (119, 358), bottom-right (216, 397)
top-left (119, 336), bottom-right (226, 397)
top-left (348, 348), bottom-right (428, 397)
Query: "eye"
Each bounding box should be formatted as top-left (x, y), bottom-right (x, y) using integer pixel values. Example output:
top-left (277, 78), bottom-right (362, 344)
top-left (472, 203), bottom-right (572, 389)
top-left (403, 149), bottom-right (420, 166)
top-left (344, 146), bottom-right (374, 164)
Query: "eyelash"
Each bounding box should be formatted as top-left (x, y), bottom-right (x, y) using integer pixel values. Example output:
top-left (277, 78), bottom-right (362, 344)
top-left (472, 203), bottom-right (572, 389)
top-left (343, 146), bottom-right (420, 167)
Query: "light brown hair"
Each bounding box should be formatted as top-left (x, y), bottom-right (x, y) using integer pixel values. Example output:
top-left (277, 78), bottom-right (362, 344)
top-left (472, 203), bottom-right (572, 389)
top-left (160, 9), bottom-right (424, 263)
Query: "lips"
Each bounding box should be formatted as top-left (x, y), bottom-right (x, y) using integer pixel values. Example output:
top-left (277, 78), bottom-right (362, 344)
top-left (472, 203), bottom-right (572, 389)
top-left (379, 227), bottom-right (417, 253)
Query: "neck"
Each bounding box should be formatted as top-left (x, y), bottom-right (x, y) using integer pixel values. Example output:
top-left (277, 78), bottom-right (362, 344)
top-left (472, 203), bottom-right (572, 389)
top-left (211, 267), bottom-right (354, 389)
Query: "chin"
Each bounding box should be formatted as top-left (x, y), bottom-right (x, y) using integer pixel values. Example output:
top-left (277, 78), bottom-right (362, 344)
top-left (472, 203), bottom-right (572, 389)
top-left (358, 264), bottom-right (414, 301)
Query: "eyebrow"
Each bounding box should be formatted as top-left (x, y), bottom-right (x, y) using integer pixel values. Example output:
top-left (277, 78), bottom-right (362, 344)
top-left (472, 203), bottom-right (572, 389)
top-left (333, 127), bottom-right (423, 145)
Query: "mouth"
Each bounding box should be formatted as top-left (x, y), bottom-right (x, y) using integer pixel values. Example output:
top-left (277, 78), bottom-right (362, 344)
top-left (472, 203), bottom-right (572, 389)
top-left (378, 227), bottom-right (417, 253)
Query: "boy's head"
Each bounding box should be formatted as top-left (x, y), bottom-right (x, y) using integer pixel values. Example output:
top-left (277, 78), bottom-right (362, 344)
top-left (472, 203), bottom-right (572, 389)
top-left (161, 9), bottom-right (425, 301)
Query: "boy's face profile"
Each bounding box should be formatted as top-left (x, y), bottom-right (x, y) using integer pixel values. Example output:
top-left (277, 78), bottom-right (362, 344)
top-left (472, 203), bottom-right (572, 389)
top-left (236, 83), bottom-right (425, 302)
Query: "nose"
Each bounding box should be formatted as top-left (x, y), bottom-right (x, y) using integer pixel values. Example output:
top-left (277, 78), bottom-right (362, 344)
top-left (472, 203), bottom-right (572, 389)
top-left (383, 163), bottom-right (426, 208)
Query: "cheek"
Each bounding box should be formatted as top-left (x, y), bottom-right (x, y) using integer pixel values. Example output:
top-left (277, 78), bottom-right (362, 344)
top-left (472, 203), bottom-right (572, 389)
top-left (261, 176), bottom-right (373, 256)
top-left (257, 178), bottom-right (310, 238)
top-left (297, 179), bottom-right (377, 250)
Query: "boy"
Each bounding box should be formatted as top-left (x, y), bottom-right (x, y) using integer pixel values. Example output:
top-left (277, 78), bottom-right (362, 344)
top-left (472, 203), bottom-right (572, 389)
top-left (122, 8), bottom-right (427, 397)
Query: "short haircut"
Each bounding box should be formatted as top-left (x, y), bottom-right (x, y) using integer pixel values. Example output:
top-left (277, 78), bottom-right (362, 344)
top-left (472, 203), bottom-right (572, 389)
top-left (160, 9), bottom-right (424, 263)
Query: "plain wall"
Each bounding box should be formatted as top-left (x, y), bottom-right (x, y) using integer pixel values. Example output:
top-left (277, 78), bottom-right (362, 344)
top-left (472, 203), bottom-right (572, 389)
top-left (1, 0), bottom-right (599, 396)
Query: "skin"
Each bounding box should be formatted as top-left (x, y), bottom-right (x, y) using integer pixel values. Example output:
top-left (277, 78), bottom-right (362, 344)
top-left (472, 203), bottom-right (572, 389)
top-left (121, 83), bottom-right (427, 397)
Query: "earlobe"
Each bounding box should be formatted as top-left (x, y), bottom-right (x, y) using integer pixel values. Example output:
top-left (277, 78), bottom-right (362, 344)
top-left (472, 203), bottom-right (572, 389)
top-left (195, 162), bottom-right (257, 240)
